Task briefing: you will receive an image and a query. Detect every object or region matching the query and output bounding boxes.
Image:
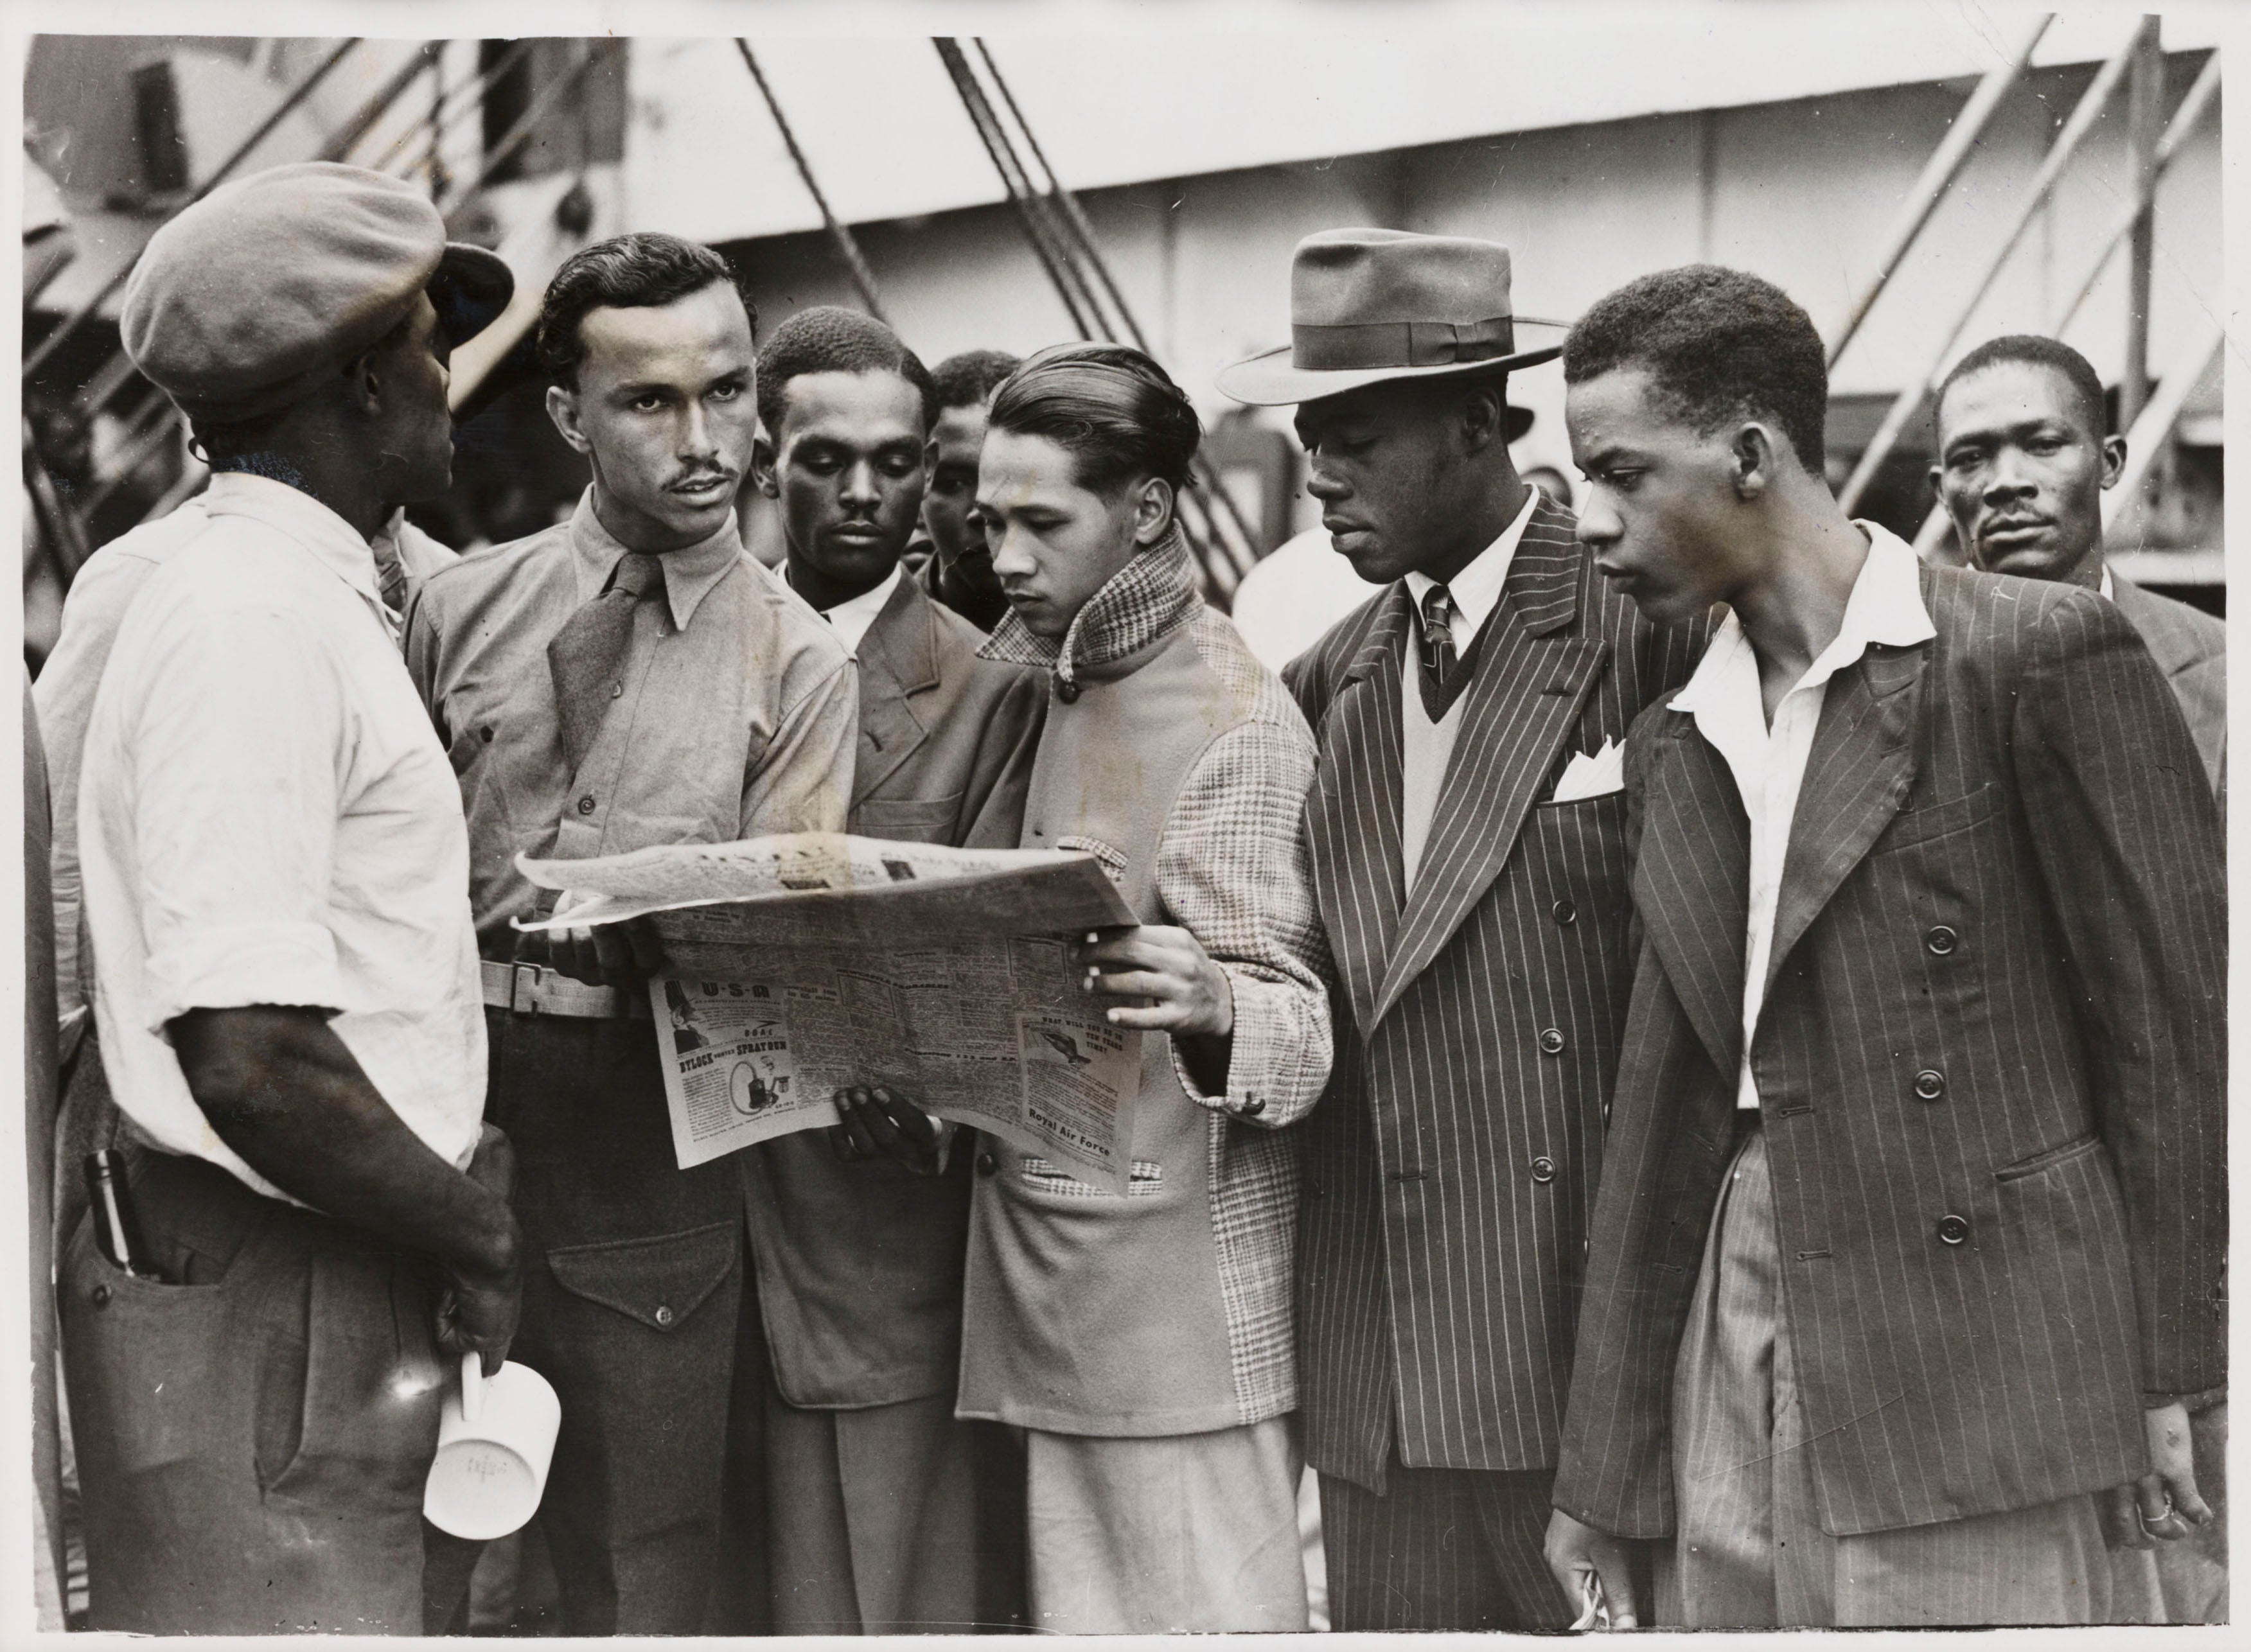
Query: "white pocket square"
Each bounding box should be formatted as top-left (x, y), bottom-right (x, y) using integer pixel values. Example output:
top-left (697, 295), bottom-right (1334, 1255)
top-left (1548, 737), bottom-right (1624, 804)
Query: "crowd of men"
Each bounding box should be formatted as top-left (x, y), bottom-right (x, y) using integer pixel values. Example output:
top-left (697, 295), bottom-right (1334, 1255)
top-left (27, 159), bottom-right (2228, 1636)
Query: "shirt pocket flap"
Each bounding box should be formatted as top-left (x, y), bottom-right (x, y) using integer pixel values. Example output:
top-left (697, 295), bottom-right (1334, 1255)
top-left (544, 1221), bottom-right (739, 1333)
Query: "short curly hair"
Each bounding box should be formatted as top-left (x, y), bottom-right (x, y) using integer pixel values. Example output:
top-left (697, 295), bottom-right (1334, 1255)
top-left (986, 342), bottom-right (1202, 495)
top-left (755, 306), bottom-right (936, 439)
top-left (536, 233), bottom-right (754, 390)
top-left (930, 349), bottom-right (1023, 415)
top-left (1563, 265), bottom-right (1828, 473)
top-left (1936, 333), bottom-right (2107, 441)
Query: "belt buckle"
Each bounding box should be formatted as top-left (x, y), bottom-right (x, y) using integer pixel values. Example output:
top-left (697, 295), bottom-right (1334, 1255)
top-left (509, 961), bottom-right (551, 1016)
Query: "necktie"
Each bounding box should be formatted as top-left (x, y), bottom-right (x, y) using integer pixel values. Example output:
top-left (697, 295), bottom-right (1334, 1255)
top-left (547, 552), bottom-right (666, 771)
top-left (1417, 583), bottom-right (1463, 721)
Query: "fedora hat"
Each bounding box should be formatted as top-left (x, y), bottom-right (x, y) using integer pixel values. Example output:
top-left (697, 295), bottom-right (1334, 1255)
top-left (1217, 227), bottom-right (1565, 407)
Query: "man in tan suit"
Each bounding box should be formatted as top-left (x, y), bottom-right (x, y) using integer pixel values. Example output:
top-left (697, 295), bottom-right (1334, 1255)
top-left (741, 305), bottom-right (1043, 1632)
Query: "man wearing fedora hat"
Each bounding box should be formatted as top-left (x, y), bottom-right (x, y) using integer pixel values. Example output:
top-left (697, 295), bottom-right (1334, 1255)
top-left (1219, 228), bottom-right (1706, 1631)
top-left (64, 162), bottom-right (521, 1635)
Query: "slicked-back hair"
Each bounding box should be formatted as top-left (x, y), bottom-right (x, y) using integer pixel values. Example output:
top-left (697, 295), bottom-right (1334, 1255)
top-left (986, 342), bottom-right (1202, 496)
top-left (930, 349), bottom-right (1022, 414)
top-left (1936, 334), bottom-right (2108, 442)
top-left (1563, 264), bottom-right (1829, 473)
top-left (536, 233), bottom-right (752, 390)
top-left (755, 305), bottom-right (937, 439)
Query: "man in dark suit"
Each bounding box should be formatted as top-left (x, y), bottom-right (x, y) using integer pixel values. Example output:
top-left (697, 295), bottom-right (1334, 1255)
top-left (1931, 332), bottom-right (2223, 797)
top-left (1544, 267), bottom-right (2223, 1628)
top-left (1931, 332), bottom-right (2227, 1622)
top-left (1217, 229), bottom-right (1705, 1631)
top-left (745, 306), bottom-right (1043, 1633)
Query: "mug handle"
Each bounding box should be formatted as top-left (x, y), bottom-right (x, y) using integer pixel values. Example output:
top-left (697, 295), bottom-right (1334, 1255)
top-left (461, 1351), bottom-right (484, 1425)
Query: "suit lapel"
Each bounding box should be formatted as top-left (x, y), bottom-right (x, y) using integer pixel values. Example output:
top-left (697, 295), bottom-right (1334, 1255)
top-left (1760, 635), bottom-right (1928, 1008)
top-left (1634, 714), bottom-right (1751, 1080)
top-left (1307, 586), bottom-right (1413, 1033)
top-left (849, 576), bottom-right (937, 804)
top-left (1373, 500), bottom-right (1602, 1025)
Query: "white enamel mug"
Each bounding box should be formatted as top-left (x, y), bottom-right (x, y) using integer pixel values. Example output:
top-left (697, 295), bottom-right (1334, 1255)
top-left (422, 1353), bottom-right (561, 1541)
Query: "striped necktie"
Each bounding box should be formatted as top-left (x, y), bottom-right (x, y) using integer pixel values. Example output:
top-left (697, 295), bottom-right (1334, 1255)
top-left (1417, 583), bottom-right (1464, 721)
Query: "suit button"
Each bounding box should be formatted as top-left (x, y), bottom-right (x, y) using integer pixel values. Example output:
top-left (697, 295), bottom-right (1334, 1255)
top-left (976, 1151), bottom-right (999, 1177)
top-left (1925, 926), bottom-right (1959, 956)
top-left (91, 1284), bottom-right (112, 1308)
top-left (1912, 1069), bottom-right (1946, 1102)
top-left (1240, 1096), bottom-right (1266, 1117)
top-left (1056, 679), bottom-right (1081, 705)
top-left (577, 794), bottom-right (596, 816)
top-left (1538, 1028), bottom-right (1567, 1056)
top-left (1551, 899), bottom-right (1578, 927)
top-left (1936, 1214), bottom-right (1970, 1246)
top-left (1531, 1156), bottom-right (1557, 1184)
top-left (654, 1305), bottom-right (675, 1328)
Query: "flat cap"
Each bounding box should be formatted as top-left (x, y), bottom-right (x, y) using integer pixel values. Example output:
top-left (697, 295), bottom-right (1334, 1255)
top-left (121, 161), bottom-right (513, 425)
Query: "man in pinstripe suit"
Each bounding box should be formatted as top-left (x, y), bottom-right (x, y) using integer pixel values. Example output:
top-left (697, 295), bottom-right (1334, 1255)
top-left (1219, 229), bottom-right (1707, 1631)
top-left (1544, 267), bottom-right (2224, 1628)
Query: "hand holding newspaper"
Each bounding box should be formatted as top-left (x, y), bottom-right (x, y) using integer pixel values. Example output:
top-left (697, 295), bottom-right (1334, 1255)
top-left (515, 834), bottom-right (1147, 1191)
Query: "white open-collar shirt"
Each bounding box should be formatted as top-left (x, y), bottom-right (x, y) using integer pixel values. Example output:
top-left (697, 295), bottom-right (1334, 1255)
top-left (791, 561), bottom-right (903, 658)
top-left (78, 473), bottom-right (486, 1202)
top-left (1668, 522), bottom-right (1936, 1109)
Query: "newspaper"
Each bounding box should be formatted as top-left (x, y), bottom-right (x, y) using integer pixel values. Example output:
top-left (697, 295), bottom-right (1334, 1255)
top-left (515, 834), bottom-right (1145, 1189)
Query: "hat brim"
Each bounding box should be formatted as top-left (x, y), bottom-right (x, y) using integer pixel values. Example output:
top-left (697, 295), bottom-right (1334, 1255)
top-left (1215, 317), bottom-right (1567, 407)
top-left (429, 243), bottom-right (515, 349)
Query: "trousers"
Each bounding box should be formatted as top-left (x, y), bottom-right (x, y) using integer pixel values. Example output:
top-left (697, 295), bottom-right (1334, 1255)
top-left (484, 1006), bottom-right (768, 1635)
top-left (1664, 1121), bottom-right (2115, 1628)
top-left (1319, 1459), bottom-right (1569, 1631)
top-left (58, 1145), bottom-right (450, 1634)
top-left (761, 1381), bottom-right (986, 1632)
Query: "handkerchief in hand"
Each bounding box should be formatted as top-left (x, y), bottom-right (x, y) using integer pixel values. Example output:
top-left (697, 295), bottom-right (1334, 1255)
top-left (1547, 737), bottom-right (1625, 803)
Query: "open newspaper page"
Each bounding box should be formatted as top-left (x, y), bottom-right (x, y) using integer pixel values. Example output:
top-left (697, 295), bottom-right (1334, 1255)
top-left (516, 834), bottom-right (1144, 1190)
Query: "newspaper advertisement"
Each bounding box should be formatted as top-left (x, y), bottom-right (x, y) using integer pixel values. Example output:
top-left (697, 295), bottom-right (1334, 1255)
top-left (516, 834), bottom-right (1145, 1190)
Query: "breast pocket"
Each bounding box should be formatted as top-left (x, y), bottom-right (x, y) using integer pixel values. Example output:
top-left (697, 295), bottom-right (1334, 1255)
top-left (854, 791), bottom-right (965, 845)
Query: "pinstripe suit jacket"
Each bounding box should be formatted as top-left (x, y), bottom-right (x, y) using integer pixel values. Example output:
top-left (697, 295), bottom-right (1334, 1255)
top-left (1553, 563), bottom-right (2228, 1540)
top-left (1283, 494), bottom-right (1706, 1491)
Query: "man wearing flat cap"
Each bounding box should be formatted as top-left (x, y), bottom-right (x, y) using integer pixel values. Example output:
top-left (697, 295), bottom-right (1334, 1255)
top-left (65, 161), bottom-right (519, 1635)
top-left (1218, 229), bottom-right (1706, 1631)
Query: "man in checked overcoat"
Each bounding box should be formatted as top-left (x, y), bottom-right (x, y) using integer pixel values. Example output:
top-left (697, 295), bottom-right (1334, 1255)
top-left (1217, 228), bottom-right (1706, 1631)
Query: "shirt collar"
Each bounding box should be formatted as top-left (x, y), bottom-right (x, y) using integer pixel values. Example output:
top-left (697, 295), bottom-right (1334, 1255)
top-left (1671, 521), bottom-right (1935, 715)
top-left (201, 471), bottom-right (386, 613)
top-left (567, 487), bottom-right (743, 631)
top-left (1403, 483), bottom-right (1543, 638)
top-left (2099, 563), bottom-right (2115, 600)
top-left (791, 561), bottom-right (903, 658)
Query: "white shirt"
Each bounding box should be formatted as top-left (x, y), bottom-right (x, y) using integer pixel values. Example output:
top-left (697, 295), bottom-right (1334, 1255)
top-left (1668, 523), bottom-right (1936, 1109)
top-left (1403, 484), bottom-right (1545, 653)
top-left (78, 473), bottom-right (486, 1203)
top-left (793, 562), bottom-right (903, 658)
top-left (37, 504), bottom-right (453, 1055)
top-left (1397, 486), bottom-right (1544, 888)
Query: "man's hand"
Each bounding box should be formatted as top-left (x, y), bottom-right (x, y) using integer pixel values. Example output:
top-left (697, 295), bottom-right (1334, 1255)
top-left (828, 1085), bottom-right (944, 1175)
top-left (1075, 926), bottom-right (1234, 1036)
top-left (1544, 1509), bottom-right (1643, 1630)
top-left (2101, 1401), bottom-right (2214, 1548)
top-left (548, 911), bottom-right (666, 989)
top-left (434, 1124), bottom-right (522, 1375)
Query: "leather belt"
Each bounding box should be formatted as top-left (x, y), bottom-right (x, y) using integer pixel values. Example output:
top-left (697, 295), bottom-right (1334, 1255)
top-left (480, 958), bottom-right (650, 1021)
